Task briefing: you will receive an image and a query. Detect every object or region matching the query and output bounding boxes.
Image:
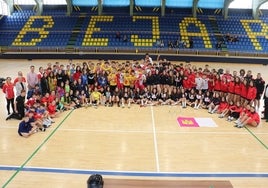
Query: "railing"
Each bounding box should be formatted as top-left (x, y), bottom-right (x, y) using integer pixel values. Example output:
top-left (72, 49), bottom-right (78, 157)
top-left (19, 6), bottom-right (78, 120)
top-left (1, 46), bottom-right (268, 58)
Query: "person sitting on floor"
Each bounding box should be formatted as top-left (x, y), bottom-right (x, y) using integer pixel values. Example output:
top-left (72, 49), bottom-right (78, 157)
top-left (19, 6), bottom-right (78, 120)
top-left (18, 116), bottom-right (39, 138)
top-left (234, 106), bottom-right (260, 128)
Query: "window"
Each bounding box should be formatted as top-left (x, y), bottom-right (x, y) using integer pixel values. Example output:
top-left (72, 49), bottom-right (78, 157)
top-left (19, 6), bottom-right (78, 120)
top-left (0, 0), bottom-right (9, 15)
top-left (229, 0), bottom-right (252, 9)
top-left (259, 2), bottom-right (268, 9)
top-left (13, 0), bottom-right (36, 5)
top-left (43, 0), bottom-right (67, 5)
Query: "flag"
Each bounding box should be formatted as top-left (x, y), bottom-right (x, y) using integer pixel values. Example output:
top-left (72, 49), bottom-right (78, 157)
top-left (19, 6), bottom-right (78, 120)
top-left (177, 117), bottom-right (217, 127)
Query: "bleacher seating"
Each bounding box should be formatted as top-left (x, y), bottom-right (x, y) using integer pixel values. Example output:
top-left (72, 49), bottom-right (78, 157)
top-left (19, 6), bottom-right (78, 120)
top-left (0, 9), bottom-right (268, 53)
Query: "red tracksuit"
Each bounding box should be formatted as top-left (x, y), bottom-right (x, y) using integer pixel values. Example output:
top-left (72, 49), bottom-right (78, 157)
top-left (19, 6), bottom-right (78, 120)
top-left (246, 86), bottom-right (257, 101)
top-left (228, 81), bottom-right (235, 94)
top-left (240, 83), bottom-right (248, 98)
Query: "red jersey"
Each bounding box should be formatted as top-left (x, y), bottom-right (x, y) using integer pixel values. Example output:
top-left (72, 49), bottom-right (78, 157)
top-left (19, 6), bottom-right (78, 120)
top-left (26, 97), bottom-right (36, 108)
top-left (220, 81), bottom-right (228, 93)
top-left (41, 96), bottom-right (50, 105)
top-left (214, 79), bottom-right (221, 91)
top-left (116, 73), bottom-right (124, 89)
top-left (228, 81), bottom-right (235, 93)
top-left (182, 78), bottom-right (192, 90)
top-left (188, 73), bottom-right (196, 88)
top-left (246, 86), bottom-right (257, 100)
top-left (240, 83), bottom-right (248, 98)
top-left (34, 112), bottom-right (43, 120)
top-left (249, 112), bottom-right (260, 124)
top-left (47, 103), bottom-right (56, 115)
top-left (234, 83), bottom-right (241, 95)
top-left (48, 95), bottom-right (56, 104)
top-left (72, 72), bottom-right (81, 81)
top-left (208, 79), bottom-right (214, 91)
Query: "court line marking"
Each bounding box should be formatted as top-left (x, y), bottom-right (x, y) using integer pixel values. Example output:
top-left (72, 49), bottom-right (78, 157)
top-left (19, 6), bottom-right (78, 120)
top-left (0, 165), bottom-right (268, 178)
top-left (27, 127), bottom-right (268, 135)
top-left (2, 110), bottom-right (74, 188)
top-left (150, 106), bottom-right (160, 172)
top-left (3, 125), bottom-right (268, 135)
top-left (245, 126), bottom-right (268, 150)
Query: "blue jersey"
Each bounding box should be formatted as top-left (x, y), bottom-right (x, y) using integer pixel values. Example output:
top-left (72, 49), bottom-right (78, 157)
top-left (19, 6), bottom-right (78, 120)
top-left (18, 120), bottom-right (32, 134)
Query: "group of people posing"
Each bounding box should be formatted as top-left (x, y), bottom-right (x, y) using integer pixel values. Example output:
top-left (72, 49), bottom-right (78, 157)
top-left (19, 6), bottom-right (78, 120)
top-left (2, 54), bottom-right (268, 137)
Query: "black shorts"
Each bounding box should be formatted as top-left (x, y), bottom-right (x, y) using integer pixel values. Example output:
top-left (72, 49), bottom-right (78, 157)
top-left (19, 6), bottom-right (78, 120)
top-left (203, 101), bottom-right (210, 106)
top-left (255, 93), bottom-right (262, 100)
top-left (110, 85), bottom-right (117, 92)
top-left (188, 98), bottom-right (195, 103)
top-left (92, 100), bottom-right (98, 104)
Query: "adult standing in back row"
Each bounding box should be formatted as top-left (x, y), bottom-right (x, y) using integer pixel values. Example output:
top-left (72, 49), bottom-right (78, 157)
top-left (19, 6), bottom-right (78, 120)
top-left (27, 65), bottom-right (38, 99)
top-left (2, 77), bottom-right (15, 116)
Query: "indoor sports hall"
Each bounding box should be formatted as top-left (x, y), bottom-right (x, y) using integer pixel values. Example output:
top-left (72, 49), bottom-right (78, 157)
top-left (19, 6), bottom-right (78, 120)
top-left (0, 0), bottom-right (268, 187)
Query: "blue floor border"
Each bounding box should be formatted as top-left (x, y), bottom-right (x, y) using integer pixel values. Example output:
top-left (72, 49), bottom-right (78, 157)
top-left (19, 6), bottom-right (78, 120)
top-left (0, 166), bottom-right (268, 178)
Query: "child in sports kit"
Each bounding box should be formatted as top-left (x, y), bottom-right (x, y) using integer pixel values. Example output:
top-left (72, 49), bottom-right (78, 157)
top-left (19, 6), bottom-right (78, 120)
top-left (116, 69), bottom-right (124, 90)
top-left (159, 87), bottom-right (170, 105)
top-left (246, 80), bottom-right (257, 106)
top-left (227, 76), bottom-right (235, 102)
top-left (214, 74), bottom-right (221, 93)
top-left (194, 90), bottom-right (203, 109)
top-left (18, 116), bottom-right (39, 138)
top-left (167, 87), bottom-right (181, 106)
top-left (89, 87), bottom-right (102, 107)
top-left (217, 97), bottom-right (230, 118)
top-left (69, 90), bottom-right (80, 108)
top-left (233, 76), bottom-right (241, 103)
top-left (234, 104), bottom-right (251, 125)
top-left (202, 90), bottom-right (212, 109)
top-left (208, 92), bottom-right (221, 114)
top-left (180, 88), bottom-right (188, 108)
top-left (220, 77), bottom-right (228, 97)
top-left (121, 87), bottom-right (132, 108)
top-left (234, 106), bottom-right (260, 128)
top-left (48, 99), bottom-right (61, 117)
top-left (79, 90), bottom-right (88, 107)
top-left (240, 79), bottom-right (248, 105)
top-left (61, 92), bottom-right (76, 110)
top-left (104, 86), bottom-right (112, 107)
top-left (186, 88), bottom-right (196, 108)
top-left (35, 103), bottom-right (53, 128)
top-left (108, 69), bottom-right (117, 93)
top-left (226, 101), bottom-right (243, 122)
top-left (140, 87), bottom-right (150, 107)
top-left (149, 88), bottom-right (159, 106)
top-left (57, 81), bottom-right (65, 99)
top-left (133, 87), bottom-right (143, 105)
top-left (112, 87), bottom-right (121, 107)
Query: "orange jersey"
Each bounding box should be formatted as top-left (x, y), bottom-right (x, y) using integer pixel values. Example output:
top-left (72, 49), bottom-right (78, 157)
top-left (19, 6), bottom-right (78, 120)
top-left (123, 75), bottom-right (131, 86)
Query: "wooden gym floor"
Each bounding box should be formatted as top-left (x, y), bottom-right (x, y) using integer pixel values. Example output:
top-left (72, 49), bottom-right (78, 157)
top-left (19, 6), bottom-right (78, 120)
top-left (0, 59), bottom-right (267, 188)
